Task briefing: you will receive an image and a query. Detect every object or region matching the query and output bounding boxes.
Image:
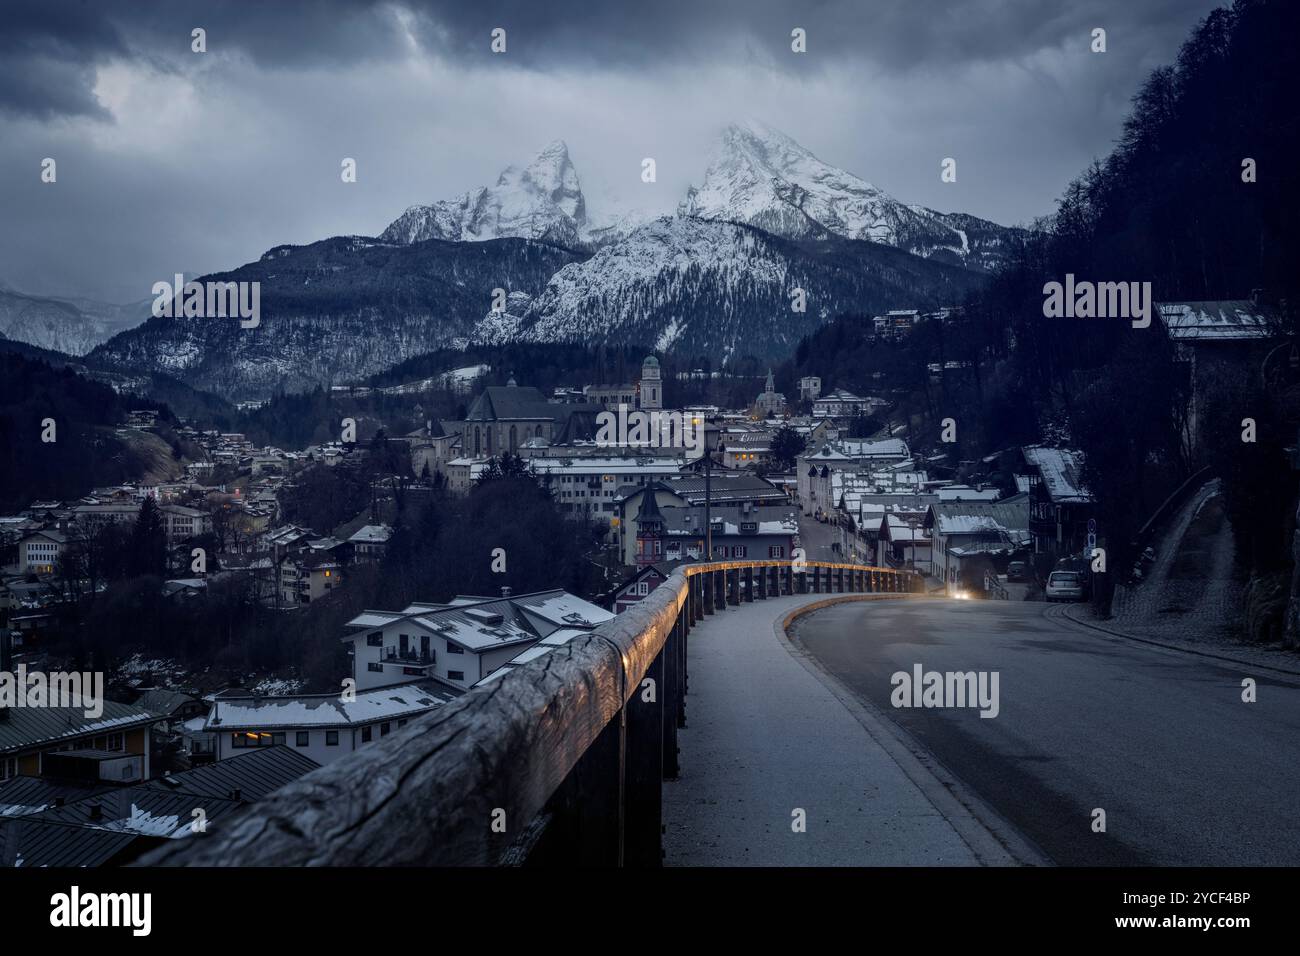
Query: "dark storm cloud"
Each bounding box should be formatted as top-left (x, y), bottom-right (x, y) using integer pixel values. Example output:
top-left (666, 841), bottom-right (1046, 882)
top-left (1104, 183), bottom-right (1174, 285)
top-left (3, 0), bottom-right (1217, 118)
top-left (0, 0), bottom-right (1226, 302)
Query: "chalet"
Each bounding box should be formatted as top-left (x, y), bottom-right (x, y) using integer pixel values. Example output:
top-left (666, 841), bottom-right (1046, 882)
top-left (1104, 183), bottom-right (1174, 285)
top-left (878, 513), bottom-right (934, 573)
top-left (342, 589), bottom-right (615, 692)
top-left (1018, 446), bottom-right (1093, 558)
top-left (347, 524), bottom-right (392, 562)
top-left (925, 497), bottom-right (1031, 593)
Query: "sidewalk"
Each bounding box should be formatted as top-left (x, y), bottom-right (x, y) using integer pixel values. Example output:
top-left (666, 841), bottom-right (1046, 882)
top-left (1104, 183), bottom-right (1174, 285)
top-left (662, 593), bottom-right (1026, 866)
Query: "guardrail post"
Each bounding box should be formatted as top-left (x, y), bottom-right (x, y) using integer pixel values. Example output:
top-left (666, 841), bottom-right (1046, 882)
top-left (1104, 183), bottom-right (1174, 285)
top-left (625, 650), bottom-right (664, 867)
top-left (755, 564), bottom-right (767, 600)
top-left (663, 609), bottom-right (682, 777)
top-left (549, 709), bottom-right (624, 865)
top-left (704, 570), bottom-right (714, 614)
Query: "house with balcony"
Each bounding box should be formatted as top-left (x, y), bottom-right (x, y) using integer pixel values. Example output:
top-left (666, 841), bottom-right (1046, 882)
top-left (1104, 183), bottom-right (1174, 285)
top-left (342, 589), bottom-right (615, 692)
top-left (278, 558), bottom-right (342, 606)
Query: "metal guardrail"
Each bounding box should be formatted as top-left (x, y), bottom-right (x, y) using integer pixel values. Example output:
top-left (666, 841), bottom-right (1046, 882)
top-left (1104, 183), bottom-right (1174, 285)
top-left (140, 560), bottom-right (921, 867)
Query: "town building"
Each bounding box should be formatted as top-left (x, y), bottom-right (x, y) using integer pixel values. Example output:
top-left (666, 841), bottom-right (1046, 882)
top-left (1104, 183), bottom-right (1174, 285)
top-left (1157, 298), bottom-right (1277, 450)
top-left (811, 389), bottom-right (889, 419)
top-left (528, 455), bottom-right (688, 520)
top-left (347, 525), bottom-right (392, 563)
top-left (16, 530), bottom-right (66, 575)
top-left (610, 562), bottom-right (684, 614)
top-left (204, 685), bottom-right (459, 765)
top-left (753, 369), bottom-right (787, 418)
top-left (924, 496), bottom-right (1031, 593)
top-left (613, 475), bottom-right (791, 565)
top-left (342, 590), bottom-right (615, 693)
top-left (1018, 446), bottom-right (1094, 558)
top-left (0, 747), bottom-right (319, 866)
top-left (456, 381), bottom-right (603, 458)
top-left (633, 495), bottom-right (798, 565)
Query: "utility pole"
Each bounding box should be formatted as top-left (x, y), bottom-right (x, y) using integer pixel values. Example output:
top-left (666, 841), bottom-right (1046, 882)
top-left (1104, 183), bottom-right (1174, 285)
top-left (703, 425), bottom-right (718, 561)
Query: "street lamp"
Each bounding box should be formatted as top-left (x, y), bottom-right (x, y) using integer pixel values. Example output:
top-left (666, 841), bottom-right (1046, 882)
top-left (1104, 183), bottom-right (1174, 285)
top-left (906, 514), bottom-right (920, 571)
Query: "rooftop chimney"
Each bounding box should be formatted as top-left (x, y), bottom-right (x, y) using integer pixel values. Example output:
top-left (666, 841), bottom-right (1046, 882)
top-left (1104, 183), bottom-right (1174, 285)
top-left (87, 802), bottom-right (103, 821)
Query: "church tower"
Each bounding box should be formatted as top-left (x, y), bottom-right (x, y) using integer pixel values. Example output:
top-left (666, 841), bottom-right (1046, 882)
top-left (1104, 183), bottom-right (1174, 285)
top-left (639, 355), bottom-right (662, 411)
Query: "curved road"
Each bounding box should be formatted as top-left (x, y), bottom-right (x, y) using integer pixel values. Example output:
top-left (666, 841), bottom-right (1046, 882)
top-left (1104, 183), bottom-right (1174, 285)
top-left (792, 598), bottom-right (1300, 866)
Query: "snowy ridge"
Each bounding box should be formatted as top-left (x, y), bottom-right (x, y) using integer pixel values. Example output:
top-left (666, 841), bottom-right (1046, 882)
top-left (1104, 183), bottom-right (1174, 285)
top-left (679, 120), bottom-right (1020, 271)
top-left (380, 140), bottom-right (588, 246)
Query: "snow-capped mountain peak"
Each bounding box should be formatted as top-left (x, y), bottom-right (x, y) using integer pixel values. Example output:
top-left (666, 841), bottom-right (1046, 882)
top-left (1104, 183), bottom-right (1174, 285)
top-left (380, 140), bottom-right (588, 246)
top-left (680, 120), bottom-right (1020, 271)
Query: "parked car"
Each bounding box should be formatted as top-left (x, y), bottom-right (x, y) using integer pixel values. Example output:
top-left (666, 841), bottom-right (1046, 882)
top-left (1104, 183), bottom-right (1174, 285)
top-left (1006, 561), bottom-right (1028, 582)
top-left (1045, 570), bottom-right (1084, 602)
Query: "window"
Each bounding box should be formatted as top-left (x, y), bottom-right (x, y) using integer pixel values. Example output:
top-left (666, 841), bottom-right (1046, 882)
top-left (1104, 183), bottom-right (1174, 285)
top-left (397, 719), bottom-right (407, 728)
top-left (105, 733), bottom-right (124, 751)
top-left (367, 632), bottom-right (383, 647)
top-left (380, 722), bottom-right (391, 736)
top-left (769, 545), bottom-right (785, 558)
top-left (326, 731), bottom-right (339, 746)
top-left (0, 757), bottom-right (15, 781)
top-left (368, 662), bottom-right (383, 672)
top-left (296, 731), bottom-right (309, 747)
top-left (637, 581), bottom-right (649, 596)
top-left (448, 670), bottom-right (465, 682)
top-left (361, 725), bottom-right (372, 743)
top-left (445, 641), bottom-right (463, 654)
top-left (272, 733), bottom-right (286, 746)
top-left (233, 731), bottom-right (273, 749)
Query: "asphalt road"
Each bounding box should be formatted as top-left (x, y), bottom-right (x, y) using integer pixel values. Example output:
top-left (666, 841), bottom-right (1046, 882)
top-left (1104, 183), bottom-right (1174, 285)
top-left (790, 598), bottom-right (1300, 866)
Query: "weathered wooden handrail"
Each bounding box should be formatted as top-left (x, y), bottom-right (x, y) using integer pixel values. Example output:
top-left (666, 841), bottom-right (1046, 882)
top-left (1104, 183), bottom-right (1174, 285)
top-left (139, 560), bottom-right (920, 867)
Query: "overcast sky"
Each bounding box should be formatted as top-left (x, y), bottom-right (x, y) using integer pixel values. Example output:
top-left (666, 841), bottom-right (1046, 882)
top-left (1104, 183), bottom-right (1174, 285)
top-left (1, 0), bottom-right (1224, 303)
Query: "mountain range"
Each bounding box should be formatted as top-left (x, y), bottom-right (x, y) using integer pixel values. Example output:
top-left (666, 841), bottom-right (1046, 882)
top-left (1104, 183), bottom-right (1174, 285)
top-left (73, 122), bottom-right (1026, 398)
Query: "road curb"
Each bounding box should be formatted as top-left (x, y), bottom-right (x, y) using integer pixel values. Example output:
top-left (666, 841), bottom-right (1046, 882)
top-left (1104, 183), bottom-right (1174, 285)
top-left (1057, 602), bottom-right (1300, 678)
top-left (780, 596), bottom-right (1052, 868)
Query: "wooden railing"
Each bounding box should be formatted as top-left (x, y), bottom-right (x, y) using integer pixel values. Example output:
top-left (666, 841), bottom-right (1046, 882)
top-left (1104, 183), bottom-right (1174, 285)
top-left (140, 560), bottom-right (921, 867)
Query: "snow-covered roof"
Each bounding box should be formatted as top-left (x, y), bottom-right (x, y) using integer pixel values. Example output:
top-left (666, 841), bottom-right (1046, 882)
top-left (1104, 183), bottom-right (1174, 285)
top-left (1022, 446), bottom-right (1092, 503)
top-left (343, 591), bottom-right (613, 653)
top-left (1157, 301), bottom-right (1274, 341)
top-left (206, 682), bottom-right (458, 731)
